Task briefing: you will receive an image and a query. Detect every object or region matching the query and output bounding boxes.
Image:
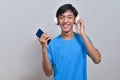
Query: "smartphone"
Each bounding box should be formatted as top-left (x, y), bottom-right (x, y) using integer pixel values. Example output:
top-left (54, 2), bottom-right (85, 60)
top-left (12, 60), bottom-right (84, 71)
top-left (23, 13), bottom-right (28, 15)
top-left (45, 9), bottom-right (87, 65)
top-left (36, 29), bottom-right (51, 44)
top-left (36, 29), bottom-right (44, 38)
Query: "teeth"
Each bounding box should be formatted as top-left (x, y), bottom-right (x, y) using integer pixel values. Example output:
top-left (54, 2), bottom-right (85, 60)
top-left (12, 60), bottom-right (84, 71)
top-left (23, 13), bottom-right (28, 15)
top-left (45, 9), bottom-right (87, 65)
top-left (64, 25), bottom-right (68, 26)
top-left (63, 24), bottom-right (69, 26)
top-left (62, 24), bottom-right (70, 28)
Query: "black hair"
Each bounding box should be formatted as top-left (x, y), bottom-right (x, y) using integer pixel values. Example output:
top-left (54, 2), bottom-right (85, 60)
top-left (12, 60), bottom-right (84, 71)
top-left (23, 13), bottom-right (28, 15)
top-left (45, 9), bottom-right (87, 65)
top-left (56, 4), bottom-right (78, 18)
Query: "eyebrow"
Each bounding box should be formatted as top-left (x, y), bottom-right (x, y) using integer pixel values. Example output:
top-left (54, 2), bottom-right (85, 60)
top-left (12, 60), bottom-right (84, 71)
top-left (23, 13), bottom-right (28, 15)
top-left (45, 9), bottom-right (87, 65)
top-left (59, 14), bottom-right (73, 17)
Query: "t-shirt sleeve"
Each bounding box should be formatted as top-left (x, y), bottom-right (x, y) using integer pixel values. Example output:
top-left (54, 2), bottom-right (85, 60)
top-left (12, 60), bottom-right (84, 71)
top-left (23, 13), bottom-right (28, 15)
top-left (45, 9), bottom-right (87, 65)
top-left (47, 44), bottom-right (53, 65)
top-left (83, 36), bottom-right (92, 57)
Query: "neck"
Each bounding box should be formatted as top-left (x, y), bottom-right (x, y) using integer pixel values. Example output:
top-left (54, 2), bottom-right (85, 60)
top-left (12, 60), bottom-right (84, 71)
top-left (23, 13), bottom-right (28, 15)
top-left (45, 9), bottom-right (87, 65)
top-left (61, 30), bottom-right (74, 40)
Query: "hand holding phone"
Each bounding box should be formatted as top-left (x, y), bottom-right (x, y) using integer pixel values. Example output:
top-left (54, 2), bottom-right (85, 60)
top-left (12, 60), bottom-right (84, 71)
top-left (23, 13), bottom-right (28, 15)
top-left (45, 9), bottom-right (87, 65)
top-left (36, 29), bottom-right (51, 44)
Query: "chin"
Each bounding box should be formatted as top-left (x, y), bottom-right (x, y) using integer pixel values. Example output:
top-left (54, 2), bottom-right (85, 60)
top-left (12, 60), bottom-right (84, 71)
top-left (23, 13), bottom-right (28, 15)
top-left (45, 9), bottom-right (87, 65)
top-left (60, 25), bottom-right (73, 33)
top-left (62, 29), bottom-right (72, 33)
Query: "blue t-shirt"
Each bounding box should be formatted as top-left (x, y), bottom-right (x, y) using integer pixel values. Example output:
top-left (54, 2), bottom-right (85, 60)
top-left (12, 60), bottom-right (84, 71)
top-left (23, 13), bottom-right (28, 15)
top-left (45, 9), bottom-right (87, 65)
top-left (47, 32), bottom-right (90, 80)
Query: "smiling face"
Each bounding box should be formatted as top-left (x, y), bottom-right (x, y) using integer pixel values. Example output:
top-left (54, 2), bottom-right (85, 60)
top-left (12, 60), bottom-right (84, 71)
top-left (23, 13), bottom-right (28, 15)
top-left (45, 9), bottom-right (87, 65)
top-left (58, 10), bottom-right (75, 33)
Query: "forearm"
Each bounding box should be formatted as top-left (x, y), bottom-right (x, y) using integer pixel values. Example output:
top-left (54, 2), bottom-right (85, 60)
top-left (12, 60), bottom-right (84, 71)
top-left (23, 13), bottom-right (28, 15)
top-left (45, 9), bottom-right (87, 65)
top-left (76, 19), bottom-right (101, 63)
top-left (42, 48), bottom-right (52, 76)
top-left (81, 33), bottom-right (101, 64)
top-left (38, 33), bottom-right (52, 76)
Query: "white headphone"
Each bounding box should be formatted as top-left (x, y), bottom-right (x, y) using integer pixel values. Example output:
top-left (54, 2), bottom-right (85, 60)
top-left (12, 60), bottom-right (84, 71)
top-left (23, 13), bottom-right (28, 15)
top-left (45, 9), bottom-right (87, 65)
top-left (54, 15), bottom-right (80, 25)
top-left (75, 15), bottom-right (80, 23)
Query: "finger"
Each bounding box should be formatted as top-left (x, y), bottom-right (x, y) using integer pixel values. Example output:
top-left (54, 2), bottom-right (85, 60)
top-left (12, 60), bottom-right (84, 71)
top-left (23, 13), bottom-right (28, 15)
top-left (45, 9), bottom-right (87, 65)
top-left (40, 33), bottom-right (45, 39)
top-left (41, 33), bottom-right (48, 40)
top-left (78, 19), bottom-right (85, 29)
top-left (78, 19), bottom-right (84, 25)
top-left (44, 33), bottom-right (51, 39)
top-left (44, 33), bottom-right (50, 37)
top-left (41, 33), bottom-right (51, 43)
top-left (75, 24), bottom-right (80, 33)
top-left (46, 37), bottom-right (51, 42)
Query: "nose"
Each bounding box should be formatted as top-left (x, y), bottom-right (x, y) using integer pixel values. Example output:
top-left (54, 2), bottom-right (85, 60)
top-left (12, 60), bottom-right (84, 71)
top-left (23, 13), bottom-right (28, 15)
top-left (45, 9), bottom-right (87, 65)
top-left (64, 17), bottom-right (68, 23)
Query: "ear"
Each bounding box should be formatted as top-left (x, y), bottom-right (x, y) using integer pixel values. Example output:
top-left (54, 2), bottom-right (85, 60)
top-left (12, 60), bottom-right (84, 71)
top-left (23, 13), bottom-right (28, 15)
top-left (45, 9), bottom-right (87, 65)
top-left (75, 15), bottom-right (80, 24)
top-left (54, 17), bottom-right (58, 25)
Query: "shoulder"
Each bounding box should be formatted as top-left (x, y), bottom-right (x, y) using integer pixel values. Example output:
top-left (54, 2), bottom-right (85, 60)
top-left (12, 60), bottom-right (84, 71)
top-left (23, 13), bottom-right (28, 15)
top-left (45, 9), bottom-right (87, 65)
top-left (74, 32), bottom-right (92, 43)
top-left (74, 32), bottom-right (83, 41)
top-left (48, 34), bottom-right (61, 46)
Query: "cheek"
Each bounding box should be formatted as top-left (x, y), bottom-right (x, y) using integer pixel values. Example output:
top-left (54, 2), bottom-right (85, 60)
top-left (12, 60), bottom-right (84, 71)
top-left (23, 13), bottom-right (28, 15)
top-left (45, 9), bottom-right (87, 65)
top-left (70, 19), bottom-right (75, 24)
top-left (58, 20), bottom-right (63, 25)
top-left (58, 19), bottom-right (62, 23)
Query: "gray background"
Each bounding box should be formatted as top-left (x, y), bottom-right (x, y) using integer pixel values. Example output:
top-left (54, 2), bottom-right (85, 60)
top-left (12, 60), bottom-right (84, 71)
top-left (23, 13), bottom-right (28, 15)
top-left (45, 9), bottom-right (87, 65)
top-left (0, 0), bottom-right (120, 80)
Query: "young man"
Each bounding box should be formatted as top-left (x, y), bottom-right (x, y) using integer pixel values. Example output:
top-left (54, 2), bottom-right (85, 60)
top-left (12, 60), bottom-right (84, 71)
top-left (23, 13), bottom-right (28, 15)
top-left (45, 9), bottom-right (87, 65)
top-left (39, 4), bottom-right (101, 80)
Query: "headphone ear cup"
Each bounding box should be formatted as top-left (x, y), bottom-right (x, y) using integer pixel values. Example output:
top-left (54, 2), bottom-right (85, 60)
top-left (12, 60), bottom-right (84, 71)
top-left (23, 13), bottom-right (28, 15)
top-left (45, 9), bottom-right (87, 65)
top-left (54, 17), bottom-right (58, 25)
top-left (75, 15), bottom-right (80, 23)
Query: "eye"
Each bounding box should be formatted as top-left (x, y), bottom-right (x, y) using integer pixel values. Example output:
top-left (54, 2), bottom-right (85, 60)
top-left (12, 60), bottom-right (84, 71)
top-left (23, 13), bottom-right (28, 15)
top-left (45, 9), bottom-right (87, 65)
top-left (68, 16), bottom-right (72, 19)
top-left (68, 16), bottom-right (73, 19)
top-left (59, 16), bottom-right (64, 19)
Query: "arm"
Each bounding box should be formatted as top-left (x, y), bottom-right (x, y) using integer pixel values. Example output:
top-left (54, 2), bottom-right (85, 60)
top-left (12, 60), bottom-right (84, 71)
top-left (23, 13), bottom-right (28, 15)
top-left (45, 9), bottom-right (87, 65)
top-left (76, 19), bottom-right (101, 64)
top-left (39, 33), bottom-right (53, 76)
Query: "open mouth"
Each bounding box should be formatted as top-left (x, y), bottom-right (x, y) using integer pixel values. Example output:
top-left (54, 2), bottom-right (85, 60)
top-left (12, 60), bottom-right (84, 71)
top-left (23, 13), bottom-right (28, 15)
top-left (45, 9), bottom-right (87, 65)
top-left (62, 24), bottom-right (70, 29)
